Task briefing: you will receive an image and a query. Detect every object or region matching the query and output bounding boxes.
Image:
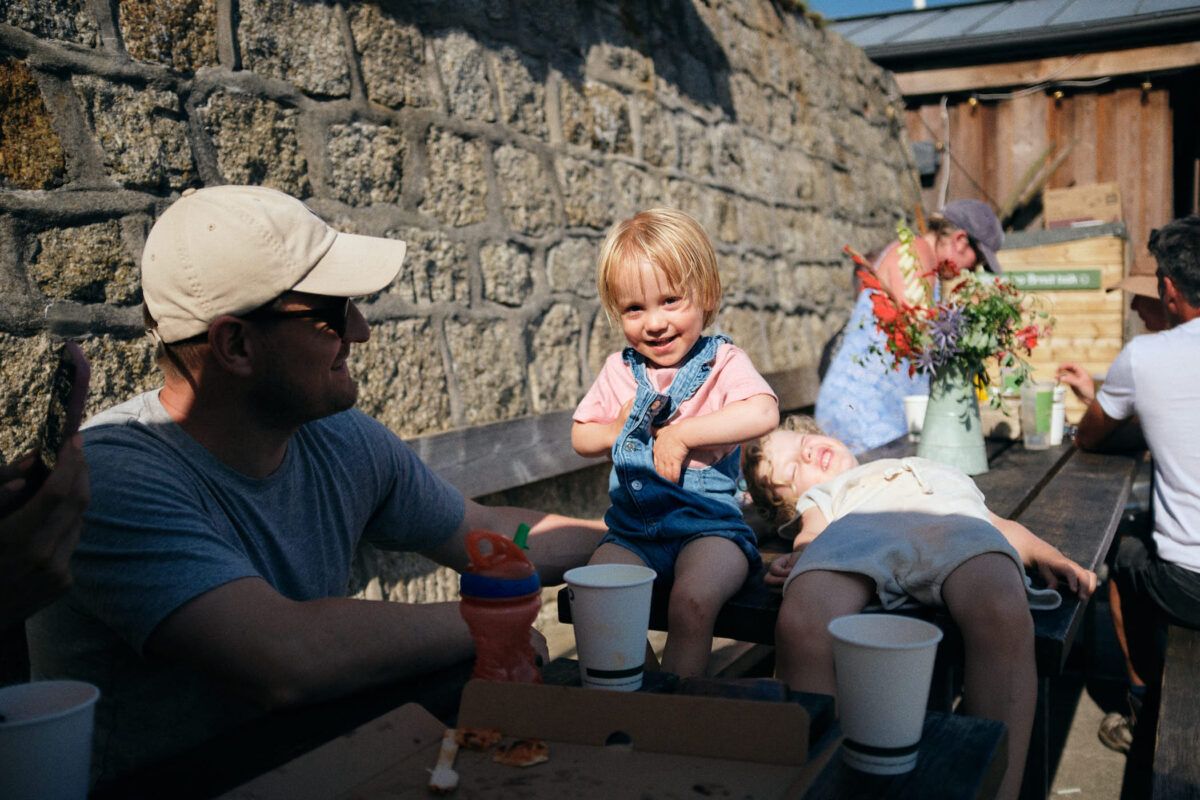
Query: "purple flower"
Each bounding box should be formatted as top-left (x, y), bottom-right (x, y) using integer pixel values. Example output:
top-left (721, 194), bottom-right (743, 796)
top-left (928, 305), bottom-right (964, 350)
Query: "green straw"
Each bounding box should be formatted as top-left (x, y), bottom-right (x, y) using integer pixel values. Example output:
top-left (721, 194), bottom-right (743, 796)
top-left (513, 523), bottom-right (531, 550)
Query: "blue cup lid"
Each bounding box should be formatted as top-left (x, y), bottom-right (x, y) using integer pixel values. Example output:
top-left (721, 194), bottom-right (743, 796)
top-left (460, 571), bottom-right (541, 599)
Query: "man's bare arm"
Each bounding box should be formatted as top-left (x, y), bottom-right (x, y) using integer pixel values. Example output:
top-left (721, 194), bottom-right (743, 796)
top-left (145, 577), bottom-right (475, 710)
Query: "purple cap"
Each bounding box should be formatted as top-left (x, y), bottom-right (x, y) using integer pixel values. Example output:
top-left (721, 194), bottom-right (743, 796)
top-left (940, 199), bottom-right (1004, 273)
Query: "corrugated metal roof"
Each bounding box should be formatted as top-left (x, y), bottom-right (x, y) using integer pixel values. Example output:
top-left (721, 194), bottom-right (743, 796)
top-left (830, 0), bottom-right (1200, 69)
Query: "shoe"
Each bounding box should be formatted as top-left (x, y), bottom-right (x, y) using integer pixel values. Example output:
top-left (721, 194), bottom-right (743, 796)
top-left (1098, 711), bottom-right (1134, 754)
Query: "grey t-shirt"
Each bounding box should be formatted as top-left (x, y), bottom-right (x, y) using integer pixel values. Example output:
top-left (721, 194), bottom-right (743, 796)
top-left (27, 390), bottom-right (465, 783)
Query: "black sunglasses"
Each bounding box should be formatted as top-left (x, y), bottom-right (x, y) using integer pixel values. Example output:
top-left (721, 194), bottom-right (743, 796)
top-left (241, 297), bottom-right (353, 339)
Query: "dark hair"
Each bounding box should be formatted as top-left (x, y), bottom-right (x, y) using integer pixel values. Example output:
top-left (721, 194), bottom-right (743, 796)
top-left (1149, 216), bottom-right (1200, 306)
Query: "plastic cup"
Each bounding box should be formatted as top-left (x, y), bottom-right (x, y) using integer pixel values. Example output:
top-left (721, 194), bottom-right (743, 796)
top-left (829, 614), bottom-right (943, 775)
top-left (564, 564), bottom-right (657, 691)
top-left (1020, 381), bottom-right (1055, 450)
top-left (0, 680), bottom-right (100, 800)
top-left (903, 395), bottom-right (928, 442)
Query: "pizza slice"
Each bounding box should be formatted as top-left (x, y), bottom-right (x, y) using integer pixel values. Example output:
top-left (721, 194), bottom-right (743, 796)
top-left (491, 738), bottom-right (549, 768)
top-left (453, 726), bottom-right (503, 751)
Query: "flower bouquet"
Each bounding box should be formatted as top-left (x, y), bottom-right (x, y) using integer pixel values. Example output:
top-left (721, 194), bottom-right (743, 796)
top-left (846, 221), bottom-right (1051, 473)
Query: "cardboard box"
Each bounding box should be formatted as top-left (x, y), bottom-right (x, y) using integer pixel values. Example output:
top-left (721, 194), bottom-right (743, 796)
top-left (222, 679), bottom-right (823, 799)
top-left (1043, 182), bottom-right (1123, 229)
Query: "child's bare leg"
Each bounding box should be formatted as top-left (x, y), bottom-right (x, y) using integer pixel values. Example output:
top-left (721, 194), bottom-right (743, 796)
top-left (587, 541), bottom-right (648, 566)
top-left (585, 542), bottom-right (661, 667)
top-left (942, 553), bottom-right (1036, 800)
top-left (774, 569), bottom-right (873, 695)
top-left (660, 537), bottom-right (749, 677)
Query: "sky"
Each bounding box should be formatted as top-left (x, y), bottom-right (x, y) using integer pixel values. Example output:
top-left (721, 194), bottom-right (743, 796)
top-left (805, 0), bottom-right (976, 20)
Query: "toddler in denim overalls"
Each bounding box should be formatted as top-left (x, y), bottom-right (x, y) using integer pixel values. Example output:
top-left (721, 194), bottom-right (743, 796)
top-left (572, 208), bottom-right (779, 677)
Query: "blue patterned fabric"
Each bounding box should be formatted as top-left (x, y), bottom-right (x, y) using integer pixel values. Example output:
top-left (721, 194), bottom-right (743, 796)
top-left (815, 289), bottom-right (929, 454)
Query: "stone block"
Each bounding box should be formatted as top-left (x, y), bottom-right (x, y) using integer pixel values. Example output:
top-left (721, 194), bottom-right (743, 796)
top-left (714, 123), bottom-right (747, 187)
top-left (73, 75), bottom-right (195, 191)
top-left (495, 144), bottom-right (557, 235)
top-left (635, 95), bottom-right (677, 169)
top-left (529, 303), bottom-right (582, 413)
top-left (546, 237), bottom-right (598, 297)
top-left (237, 0), bottom-right (350, 97)
top-left (611, 162), bottom-right (665, 222)
top-left (421, 129), bottom-right (488, 228)
top-left (119, 0), bottom-right (219, 73)
top-left (560, 80), bottom-right (632, 156)
top-left (586, 308), bottom-right (624, 377)
top-left (555, 156), bottom-right (614, 230)
top-left (30, 220), bottom-right (140, 304)
top-left (0, 59), bottom-right (68, 190)
top-left (199, 93), bottom-right (309, 196)
top-left (676, 113), bottom-right (713, 177)
top-left (1, 0), bottom-right (98, 46)
top-left (347, 6), bottom-right (439, 110)
top-left (765, 308), bottom-right (817, 372)
top-left (490, 46), bottom-right (549, 138)
top-left (387, 227), bottom-right (469, 305)
top-left (328, 121), bottom-right (405, 206)
top-left (351, 318), bottom-right (452, 438)
top-left (716, 305), bottom-right (771, 371)
top-left (350, 544), bottom-right (459, 604)
top-left (480, 240), bottom-right (532, 307)
top-left (432, 30), bottom-right (495, 121)
top-left (736, 250), bottom-right (771, 301)
top-left (445, 318), bottom-right (529, 426)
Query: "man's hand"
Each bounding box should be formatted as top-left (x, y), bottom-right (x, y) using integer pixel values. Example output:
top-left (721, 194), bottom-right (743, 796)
top-left (1055, 363), bottom-right (1095, 405)
top-left (0, 436), bottom-right (90, 627)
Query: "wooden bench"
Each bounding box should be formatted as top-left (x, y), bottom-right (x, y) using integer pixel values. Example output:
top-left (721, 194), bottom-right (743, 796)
top-left (1152, 623), bottom-right (1200, 800)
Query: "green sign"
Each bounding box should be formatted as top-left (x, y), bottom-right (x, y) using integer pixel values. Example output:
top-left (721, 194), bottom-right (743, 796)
top-left (1005, 269), bottom-right (1103, 291)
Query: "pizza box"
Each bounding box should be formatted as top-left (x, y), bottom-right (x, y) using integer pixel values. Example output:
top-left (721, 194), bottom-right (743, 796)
top-left (221, 678), bottom-right (828, 799)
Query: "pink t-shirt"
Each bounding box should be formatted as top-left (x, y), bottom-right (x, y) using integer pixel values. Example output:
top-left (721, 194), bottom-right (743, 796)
top-left (573, 343), bottom-right (777, 468)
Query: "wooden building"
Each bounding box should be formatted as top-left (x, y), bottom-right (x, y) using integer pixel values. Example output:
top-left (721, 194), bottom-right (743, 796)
top-left (832, 0), bottom-right (1200, 280)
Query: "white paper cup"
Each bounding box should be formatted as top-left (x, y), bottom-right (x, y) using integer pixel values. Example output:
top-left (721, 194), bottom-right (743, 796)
top-left (903, 395), bottom-right (928, 442)
top-left (829, 614), bottom-right (943, 775)
top-left (0, 680), bottom-right (100, 800)
top-left (564, 564), bottom-right (657, 691)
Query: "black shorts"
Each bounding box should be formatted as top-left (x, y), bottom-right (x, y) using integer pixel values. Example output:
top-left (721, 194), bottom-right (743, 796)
top-left (1112, 533), bottom-right (1200, 630)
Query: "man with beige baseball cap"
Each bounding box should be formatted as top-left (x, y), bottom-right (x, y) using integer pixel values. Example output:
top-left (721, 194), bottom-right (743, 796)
top-left (28, 185), bottom-right (604, 784)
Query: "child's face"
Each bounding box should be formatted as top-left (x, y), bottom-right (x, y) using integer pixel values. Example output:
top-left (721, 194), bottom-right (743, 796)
top-left (756, 430), bottom-right (858, 505)
top-left (611, 257), bottom-right (708, 368)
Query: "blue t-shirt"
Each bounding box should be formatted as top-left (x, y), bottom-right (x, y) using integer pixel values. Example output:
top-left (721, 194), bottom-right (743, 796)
top-left (27, 390), bottom-right (465, 782)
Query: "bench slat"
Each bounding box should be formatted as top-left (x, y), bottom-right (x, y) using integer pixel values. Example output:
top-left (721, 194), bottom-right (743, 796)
top-left (1153, 624), bottom-right (1200, 800)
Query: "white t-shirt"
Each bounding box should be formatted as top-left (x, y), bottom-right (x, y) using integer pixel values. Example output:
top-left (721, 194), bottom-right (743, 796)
top-left (1097, 317), bottom-right (1200, 572)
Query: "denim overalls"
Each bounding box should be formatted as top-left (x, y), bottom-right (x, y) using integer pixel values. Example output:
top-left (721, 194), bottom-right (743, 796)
top-left (600, 335), bottom-right (762, 580)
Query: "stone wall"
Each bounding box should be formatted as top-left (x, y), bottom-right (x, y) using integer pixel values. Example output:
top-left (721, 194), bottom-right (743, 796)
top-left (0, 0), bottom-right (921, 604)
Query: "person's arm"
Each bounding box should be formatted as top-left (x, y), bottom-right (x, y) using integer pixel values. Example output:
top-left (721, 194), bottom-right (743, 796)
top-left (0, 436), bottom-right (89, 627)
top-left (988, 512), bottom-right (1096, 600)
top-left (765, 506), bottom-right (828, 586)
top-left (652, 394), bottom-right (780, 483)
top-left (423, 500), bottom-right (606, 586)
top-left (145, 576), bottom-right (475, 710)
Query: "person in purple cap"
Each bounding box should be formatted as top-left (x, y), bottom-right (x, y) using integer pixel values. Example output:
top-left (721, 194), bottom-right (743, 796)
top-left (815, 199), bottom-right (1004, 454)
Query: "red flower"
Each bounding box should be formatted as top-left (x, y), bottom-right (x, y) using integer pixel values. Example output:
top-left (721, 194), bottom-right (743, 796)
top-left (871, 291), bottom-right (899, 324)
top-left (935, 258), bottom-right (963, 281)
top-left (1015, 325), bottom-right (1039, 351)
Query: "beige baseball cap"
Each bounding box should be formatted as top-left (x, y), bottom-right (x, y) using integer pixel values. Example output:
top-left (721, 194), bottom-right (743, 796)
top-left (1106, 273), bottom-right (1158, 299)
top-left (142, 185), bottom-right (407, 342)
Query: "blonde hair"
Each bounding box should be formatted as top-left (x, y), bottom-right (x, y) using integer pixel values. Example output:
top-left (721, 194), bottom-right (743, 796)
top-left (741, 414), bottom-right (825, 527)
top-left (596, 207), bottom-right (721, 328)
